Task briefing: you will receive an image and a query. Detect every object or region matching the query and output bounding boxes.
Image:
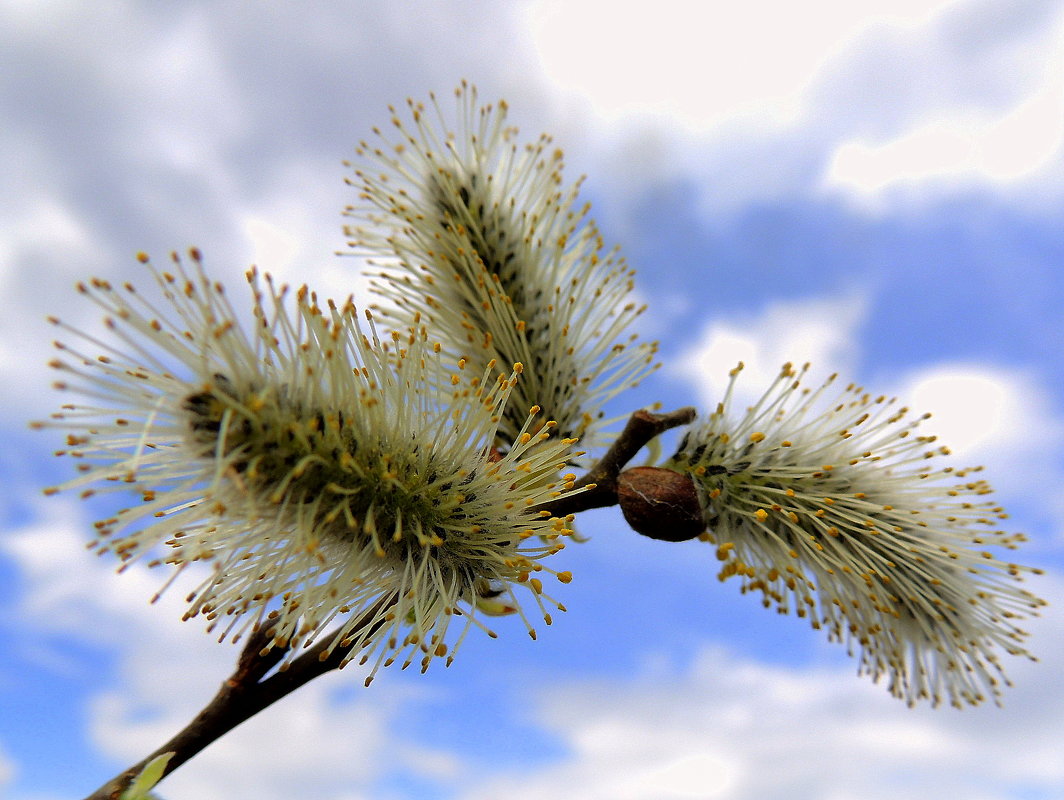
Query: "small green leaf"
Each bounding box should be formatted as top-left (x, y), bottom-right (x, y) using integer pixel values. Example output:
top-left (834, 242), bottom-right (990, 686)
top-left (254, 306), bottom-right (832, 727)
top-left (120, 751), bottom-right (174, 800)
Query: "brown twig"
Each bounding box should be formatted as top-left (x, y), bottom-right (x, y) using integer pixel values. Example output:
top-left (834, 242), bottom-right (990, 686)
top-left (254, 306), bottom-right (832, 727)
top-left (535, 405), bottom-right (696, 517)
top-left (84, 602), bottom-right (390, 800)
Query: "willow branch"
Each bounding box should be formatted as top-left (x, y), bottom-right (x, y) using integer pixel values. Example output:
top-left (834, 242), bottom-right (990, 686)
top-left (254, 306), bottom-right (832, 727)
top-left (535, 405), bottom-right (696, 517)
top-left (84, 601), bottom-right (390, 800)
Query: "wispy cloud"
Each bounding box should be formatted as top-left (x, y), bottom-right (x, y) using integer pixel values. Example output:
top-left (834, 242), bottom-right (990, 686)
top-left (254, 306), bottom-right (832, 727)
top-left (460, 577), bottom-right (1064, 800)
top-left (670, 292), bottom-right (868, 408)
top-left (821, 9), bottom-right (1064, 206)
top-left (899, 363), bottom-right (1064, 535)
top-left (529, 0), bottom-right (965, 131)
top-left (530, 0), bottom-right (1064, 218)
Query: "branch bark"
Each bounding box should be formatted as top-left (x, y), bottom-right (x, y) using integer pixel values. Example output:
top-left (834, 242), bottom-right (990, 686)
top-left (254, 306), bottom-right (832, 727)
top-left (85, 602), bottom-right (389, 800)
top-left (535, 405), bottom-right (696, 517)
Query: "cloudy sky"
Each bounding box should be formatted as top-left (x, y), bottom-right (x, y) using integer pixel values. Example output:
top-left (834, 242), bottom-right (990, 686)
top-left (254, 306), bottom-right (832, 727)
top-left (2, 1), bottom-right (1064, 798)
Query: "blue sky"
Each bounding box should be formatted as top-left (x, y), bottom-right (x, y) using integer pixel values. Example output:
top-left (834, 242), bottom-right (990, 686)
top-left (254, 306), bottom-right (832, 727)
top-left (2, 1), bottom-right (1064, 798)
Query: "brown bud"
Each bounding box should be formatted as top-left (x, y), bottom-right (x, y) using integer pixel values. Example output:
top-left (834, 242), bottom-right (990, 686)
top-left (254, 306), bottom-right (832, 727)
top-left (617, 466), bottom-right (705, 542)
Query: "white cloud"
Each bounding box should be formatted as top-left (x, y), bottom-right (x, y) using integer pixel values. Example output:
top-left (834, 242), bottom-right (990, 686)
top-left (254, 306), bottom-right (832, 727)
top-left (822, 14), bottom-right (1064, 201)
top-left (461, 578), bottom-right (1064, 800)
top-left (901, 366), bottom-right (1056, 460)
top-left (899, 364), bottom-right (1064, 524)
top-left (528, 0), bottom-right (962, 132)
top-left (0, 196), bottom-right (115, 419)
top-left (234, 156), bottom-right (375, 306)
top-left (670, 293), bottom-right (867, 409)
top-left (524, 0), bottom-right (1064, 219)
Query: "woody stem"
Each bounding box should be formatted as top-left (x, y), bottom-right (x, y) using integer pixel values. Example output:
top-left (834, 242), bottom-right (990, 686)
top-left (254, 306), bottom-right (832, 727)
top-left (83, 601), bottom-right (389, 800)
